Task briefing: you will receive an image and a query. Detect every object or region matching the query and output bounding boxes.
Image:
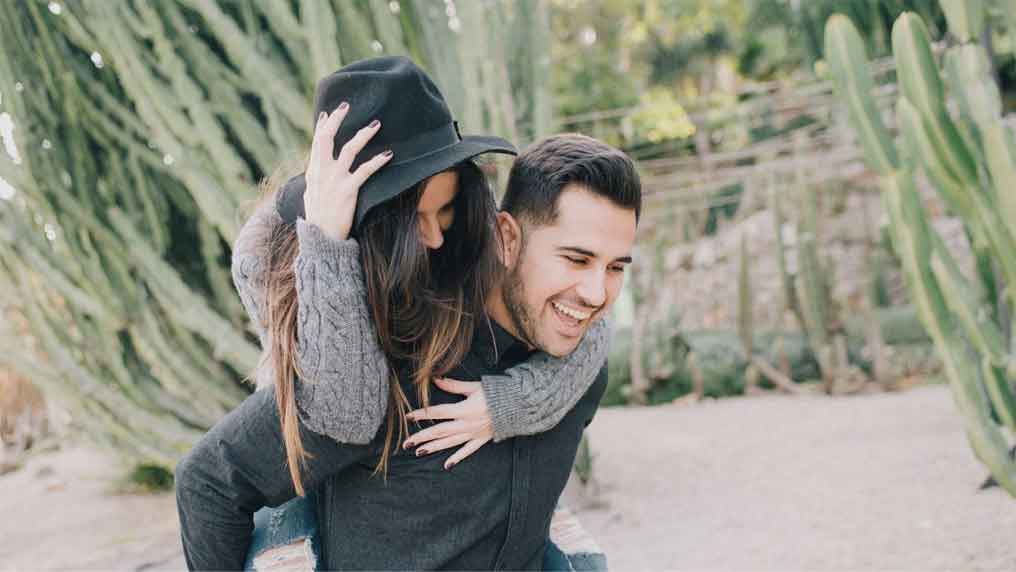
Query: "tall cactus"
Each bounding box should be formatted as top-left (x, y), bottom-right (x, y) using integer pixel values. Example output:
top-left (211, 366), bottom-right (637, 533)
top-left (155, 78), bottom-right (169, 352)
top-left (0, 1), bottom-right (552, 469)
top-left (826, 2), bottom-right (1016, 495)
top-left (737, 233), bottom-right (753, 360)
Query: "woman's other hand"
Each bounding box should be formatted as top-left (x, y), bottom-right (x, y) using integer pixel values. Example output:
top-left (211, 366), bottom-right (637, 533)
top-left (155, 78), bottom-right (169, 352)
top-left (404, 378), bottom-right (493, 470)
top-left (304, 104), bottom-right (393, 241)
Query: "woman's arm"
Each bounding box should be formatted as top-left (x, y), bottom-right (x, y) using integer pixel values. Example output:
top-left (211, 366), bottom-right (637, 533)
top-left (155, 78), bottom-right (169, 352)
top-left (481, 318), bottom-right (611, 442)
top-left (174, 386), bottom-right (369, 571)
top-left (404, 319), bottom-right (610, 466)
top-left (291, 216), bottom-right (389, 444)
top-left (229, 196), bottom-right (278, 375)
top-left (230, 191), bottom-right (388, 445)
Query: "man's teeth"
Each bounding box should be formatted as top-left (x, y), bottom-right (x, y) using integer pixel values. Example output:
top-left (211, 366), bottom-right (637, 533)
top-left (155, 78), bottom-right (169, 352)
top-left (552, 301), bottom-right (591, 321)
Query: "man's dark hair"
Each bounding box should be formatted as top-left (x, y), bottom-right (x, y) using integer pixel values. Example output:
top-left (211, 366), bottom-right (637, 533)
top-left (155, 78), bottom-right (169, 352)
top-left (501, 133), bottom-right (642, 226)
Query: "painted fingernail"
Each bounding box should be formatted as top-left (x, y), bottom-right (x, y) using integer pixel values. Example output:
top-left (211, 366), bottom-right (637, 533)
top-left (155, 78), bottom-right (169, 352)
top-left (382, 149), bottom-right (393, 158)
top-left (416, 448), bottom-right (428, 457)
top-left (445, 461), bottom-right (456, 471)
top-left (338, 101), bottom-right (349, 111)
top-left (403, 440), bottom-right (414, 449)
top-left (369, 119), bottom-right (380, 129)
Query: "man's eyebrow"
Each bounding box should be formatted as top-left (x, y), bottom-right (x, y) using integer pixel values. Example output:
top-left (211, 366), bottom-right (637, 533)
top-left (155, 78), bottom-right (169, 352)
top-left (558, 246), bottom-right (633, 264)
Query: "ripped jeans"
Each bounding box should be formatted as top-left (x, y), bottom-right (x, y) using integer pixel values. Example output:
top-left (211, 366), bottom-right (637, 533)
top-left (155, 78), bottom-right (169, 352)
top-left (244, 491), bottom-right (321, 571)
top-left (244, 493), bottom-right (607, 571)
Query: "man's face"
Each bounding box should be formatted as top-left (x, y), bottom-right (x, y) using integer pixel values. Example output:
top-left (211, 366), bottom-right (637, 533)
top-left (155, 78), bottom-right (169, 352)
top-left (499, 185), bottom-right (637, 357)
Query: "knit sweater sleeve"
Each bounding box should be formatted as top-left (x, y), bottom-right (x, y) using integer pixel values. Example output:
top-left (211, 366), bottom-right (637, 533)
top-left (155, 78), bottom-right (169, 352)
top-left (481, 318), bottom-right (611, 442)
top-left (229, 196), bottom-right (277, 380)
top-left (290, 218), bottom-right (389, 444)
top-left (229, 194), bottom-right (387, 445)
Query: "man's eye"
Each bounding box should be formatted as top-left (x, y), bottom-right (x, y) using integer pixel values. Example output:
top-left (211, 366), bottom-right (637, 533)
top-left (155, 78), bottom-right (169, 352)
top-left (609, 265), bottom-right (626, 273)
top-left (565, 256), bottom-right (587, 265)
top-left (440, 204), bottom-right (454, 214)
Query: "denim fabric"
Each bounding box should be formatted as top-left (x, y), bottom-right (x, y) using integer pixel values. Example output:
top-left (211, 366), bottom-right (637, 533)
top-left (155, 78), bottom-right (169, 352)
top-left (545, 546), bottom-right (608, 572)
top-left (244, 492), bottom-right (320, 571)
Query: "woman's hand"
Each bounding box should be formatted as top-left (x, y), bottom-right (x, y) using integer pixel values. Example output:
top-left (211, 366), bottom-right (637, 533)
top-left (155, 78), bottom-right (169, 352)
top-left (304, 103), bottom-right (393, 241)
top-left (404, 378), bottom-right (493, 470)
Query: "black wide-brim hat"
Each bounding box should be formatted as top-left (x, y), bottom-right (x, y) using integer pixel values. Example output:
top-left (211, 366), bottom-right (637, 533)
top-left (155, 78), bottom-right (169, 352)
top-left (276, 56), bottom-right (517, 232)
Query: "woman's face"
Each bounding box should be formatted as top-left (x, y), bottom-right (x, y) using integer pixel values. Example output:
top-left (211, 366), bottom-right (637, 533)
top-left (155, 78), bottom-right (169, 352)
top-left (416, 170), bottom-right (459, 250)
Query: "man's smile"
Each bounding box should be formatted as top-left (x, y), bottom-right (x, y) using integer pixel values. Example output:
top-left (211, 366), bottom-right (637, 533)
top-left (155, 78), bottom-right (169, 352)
top-left (550, 299), bottom-right (596, 338)
top-left (551, 300), bottom-right (592, 321)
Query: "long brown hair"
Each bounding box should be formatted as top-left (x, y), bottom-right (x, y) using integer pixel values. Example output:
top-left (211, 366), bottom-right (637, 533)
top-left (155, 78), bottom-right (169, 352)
top-left (251, 159), bottom-right (500, 496)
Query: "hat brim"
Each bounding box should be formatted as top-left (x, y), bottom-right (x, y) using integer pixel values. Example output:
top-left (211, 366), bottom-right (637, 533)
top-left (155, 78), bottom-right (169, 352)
top-left (276, 135), bottom-right (517, 228)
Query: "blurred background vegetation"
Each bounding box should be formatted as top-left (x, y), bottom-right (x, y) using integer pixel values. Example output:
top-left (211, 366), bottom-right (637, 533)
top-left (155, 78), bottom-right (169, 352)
top-left (0, 0), bottom-right (1014, 494)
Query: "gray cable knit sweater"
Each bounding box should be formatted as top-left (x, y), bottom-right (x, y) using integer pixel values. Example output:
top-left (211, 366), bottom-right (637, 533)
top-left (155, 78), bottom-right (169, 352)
top-left (230, 192), bottom-right (610, 445)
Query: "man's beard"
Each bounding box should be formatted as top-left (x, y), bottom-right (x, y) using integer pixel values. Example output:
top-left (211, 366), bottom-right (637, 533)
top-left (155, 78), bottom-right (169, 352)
top-left (501, 261), bottom-right (542, 351)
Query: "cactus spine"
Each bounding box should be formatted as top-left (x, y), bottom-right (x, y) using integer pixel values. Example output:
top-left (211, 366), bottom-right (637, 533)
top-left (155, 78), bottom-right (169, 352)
top-left (826, 3), bottom-right (1016, 495)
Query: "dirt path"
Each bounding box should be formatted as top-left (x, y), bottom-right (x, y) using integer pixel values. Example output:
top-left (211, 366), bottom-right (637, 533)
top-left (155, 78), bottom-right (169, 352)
top-left (566, 384), bottom-right (1015, 570)
top-left (1, 384), bottom-right (1013, 570)
top-left (0, 445), bottom-right (185, 570)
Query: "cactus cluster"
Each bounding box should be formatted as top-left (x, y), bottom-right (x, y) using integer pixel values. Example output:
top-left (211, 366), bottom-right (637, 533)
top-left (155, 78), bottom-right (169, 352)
top-left (0, 1), bottom-right (552, 467)
top-left (825, 0), bottom-right (1016, 495)
top-left (739, 181), bottom-right (864, 394)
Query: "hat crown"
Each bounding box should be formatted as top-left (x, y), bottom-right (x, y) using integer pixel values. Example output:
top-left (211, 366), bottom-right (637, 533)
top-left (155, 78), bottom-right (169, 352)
top-left (313, 57), bottom-right (454, 166)
top-left (276, 57), bottom-right (516, 230)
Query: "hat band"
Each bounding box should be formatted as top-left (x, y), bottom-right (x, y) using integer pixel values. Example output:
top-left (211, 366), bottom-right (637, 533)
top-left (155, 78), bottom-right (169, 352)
top-left (382, 122), bottom-right (461, 167)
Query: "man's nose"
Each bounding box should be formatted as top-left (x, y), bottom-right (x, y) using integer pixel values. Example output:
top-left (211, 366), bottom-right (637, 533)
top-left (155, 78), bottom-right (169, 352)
top-left (575, 269), bottom-right (607, 309)
top-left (419, 216), bottom-right (444, 250)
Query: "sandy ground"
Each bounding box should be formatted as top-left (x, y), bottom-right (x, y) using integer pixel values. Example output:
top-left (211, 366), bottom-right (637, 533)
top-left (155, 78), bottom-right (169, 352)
top-left (567, 384), bottom-right (1016, 571)
top-left (0, 444), bottom-right (185, 571)
top-left (1, 384), bottom-right (1013, 571)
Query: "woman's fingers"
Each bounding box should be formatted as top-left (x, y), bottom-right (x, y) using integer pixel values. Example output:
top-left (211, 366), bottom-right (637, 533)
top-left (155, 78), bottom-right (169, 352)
top-left (433, 378), bottom-right (480, 396)
top-left (305, 111), bottom-right (329, 199)
top-left (312, 102), bottom-right (349, 166)
top-left (336, 119), bottom-right (382, 171)
top-left (444, 438), bottom-right (490, 470)
top-left (413, 432), bottom-right (471, 457)
top-left (350, 149), bottom-right (394, 186)
top-left (406, 402), bottom-right (461, 422)
top-left (308, 111), bottom-right (327, 167)
top-left (404, 420), bottom-right (466, 449)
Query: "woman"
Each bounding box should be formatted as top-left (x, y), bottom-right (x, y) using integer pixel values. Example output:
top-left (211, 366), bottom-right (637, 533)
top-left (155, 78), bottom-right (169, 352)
top-left (177, 57), bottom-right (608, 570)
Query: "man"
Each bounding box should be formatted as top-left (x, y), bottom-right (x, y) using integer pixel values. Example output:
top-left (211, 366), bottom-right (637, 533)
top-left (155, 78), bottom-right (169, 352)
top-left (175, 133), bottom-right (641, 570)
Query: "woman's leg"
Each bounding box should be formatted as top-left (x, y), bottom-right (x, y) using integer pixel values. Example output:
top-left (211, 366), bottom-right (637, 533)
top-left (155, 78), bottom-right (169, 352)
top-left (243, 489), bottom-right (322, 571)
top-left (546, 504), bottom-right (608, 571)
top-left (542, 540), bottom-right (574, 571)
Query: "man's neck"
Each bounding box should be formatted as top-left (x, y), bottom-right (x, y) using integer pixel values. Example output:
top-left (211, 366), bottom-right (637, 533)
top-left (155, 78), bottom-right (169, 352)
top-left (485, 286), bottom-right (532, 350)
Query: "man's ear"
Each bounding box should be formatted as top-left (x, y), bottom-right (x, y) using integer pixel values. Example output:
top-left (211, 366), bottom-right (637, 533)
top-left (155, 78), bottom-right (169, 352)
top-left (495, 211), bottom-right (522, 268)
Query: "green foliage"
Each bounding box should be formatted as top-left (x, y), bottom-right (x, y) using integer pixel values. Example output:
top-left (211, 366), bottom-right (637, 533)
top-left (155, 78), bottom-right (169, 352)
top-left (676, 331), bottom-right (747, 398)
top-left (604, 327), bottom-right (634, 407)
top-left (737, 234), bottom-right (753, 359)
top-left (796, 187), bottom-right (832, 352)
top-left (742, 0), bottom-right (945, 77)
top-left (702, 183), bottom-right (743, 236)
top-left (826, 5), bottom-right (1016, 496)
top-left (123, 462), bottom-right (174, 493)
top-left (550, 0), bottom-right (642, 119)
top-left (845, 305), bottom-right (930, 346)
top-left (607, 309), bottom-right (937, 406)
top-left (551, 0), bottom-right (748, 106)
top-left (606, 328), bottom-right (819, 406)
top-left (572, 435), bottom-right (593, 485)
top-left (629, 88), bottom-right (696, 144)
top-left (0, 0), bottom-right (552, 467)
